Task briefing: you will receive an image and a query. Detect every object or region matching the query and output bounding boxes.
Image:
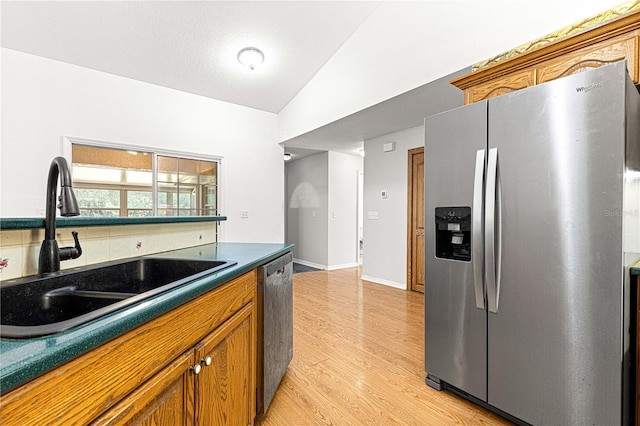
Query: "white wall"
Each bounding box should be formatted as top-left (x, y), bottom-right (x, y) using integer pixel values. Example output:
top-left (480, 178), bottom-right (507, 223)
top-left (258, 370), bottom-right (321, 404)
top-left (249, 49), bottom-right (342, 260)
top-left (361, 126), bottom-right (424, 288)
top-left (285, 152), bottom-right (328, 266)
top-left (0, 49), bottom-right (284, 243)
top-left (278, 0), bottom-right (626, 142)
top-left (328, 152), bottom-right (363, 269)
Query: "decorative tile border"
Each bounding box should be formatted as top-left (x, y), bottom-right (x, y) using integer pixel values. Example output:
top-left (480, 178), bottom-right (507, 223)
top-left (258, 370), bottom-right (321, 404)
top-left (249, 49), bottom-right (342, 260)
top-left (0, 222), bottom-right (217, 281)
top-left (473, 0), bottom-right (640, 71)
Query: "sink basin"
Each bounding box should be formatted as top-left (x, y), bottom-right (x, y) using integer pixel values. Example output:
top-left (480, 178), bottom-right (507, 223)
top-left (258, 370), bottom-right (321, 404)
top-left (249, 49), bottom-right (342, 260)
top-left (0, 257), bottom-right (236, 338)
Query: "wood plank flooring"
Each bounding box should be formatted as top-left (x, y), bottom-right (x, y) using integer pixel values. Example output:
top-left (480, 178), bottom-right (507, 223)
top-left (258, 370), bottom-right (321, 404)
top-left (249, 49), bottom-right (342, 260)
top-left (257, 267), bottom-right (511, 425)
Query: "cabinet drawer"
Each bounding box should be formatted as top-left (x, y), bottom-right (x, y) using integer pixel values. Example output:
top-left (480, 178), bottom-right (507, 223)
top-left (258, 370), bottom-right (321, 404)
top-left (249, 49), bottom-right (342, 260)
top-left (537, 32), bottom-right (639, 84)
top-left (465, 68), bottom-right (535, 103)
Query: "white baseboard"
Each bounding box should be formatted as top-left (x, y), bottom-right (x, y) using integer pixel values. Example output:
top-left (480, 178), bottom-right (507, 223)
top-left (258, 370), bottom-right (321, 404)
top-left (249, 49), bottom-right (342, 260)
top-left (292, 258), bottom-right (326, 270)
top-left (292, 259), bottom-right (359, 271)
top-left (360, 274), bottom-right (406, 290)
top-left (327, 262), bottom-right (359, 271)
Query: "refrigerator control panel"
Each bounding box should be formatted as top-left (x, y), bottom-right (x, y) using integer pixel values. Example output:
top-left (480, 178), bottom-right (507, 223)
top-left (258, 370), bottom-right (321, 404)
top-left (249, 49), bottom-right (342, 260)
top-left (435, 207), bottom-right (471, 262)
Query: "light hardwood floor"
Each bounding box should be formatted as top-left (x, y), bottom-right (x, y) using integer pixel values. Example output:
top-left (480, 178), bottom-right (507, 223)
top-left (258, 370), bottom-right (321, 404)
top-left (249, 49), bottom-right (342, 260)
top-left (257, 267), bottom-right (511, 425)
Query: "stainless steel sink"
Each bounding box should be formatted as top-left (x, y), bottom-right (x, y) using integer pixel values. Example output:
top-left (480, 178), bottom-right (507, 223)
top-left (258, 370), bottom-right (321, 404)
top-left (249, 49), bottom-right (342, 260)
top-left (0, 257), bottom-right (236, 338)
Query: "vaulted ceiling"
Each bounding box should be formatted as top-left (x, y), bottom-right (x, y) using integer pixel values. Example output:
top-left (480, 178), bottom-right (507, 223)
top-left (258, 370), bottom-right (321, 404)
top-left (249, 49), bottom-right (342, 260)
top-left (1, 1), bottom-right (627, 159)
top-left (1, 1), bottom-right (377, 114)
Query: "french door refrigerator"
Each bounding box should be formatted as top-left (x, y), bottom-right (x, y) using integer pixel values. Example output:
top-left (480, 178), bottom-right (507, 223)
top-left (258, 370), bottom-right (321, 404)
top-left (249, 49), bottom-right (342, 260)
top-left (424, 61), bottom-right (639, 425)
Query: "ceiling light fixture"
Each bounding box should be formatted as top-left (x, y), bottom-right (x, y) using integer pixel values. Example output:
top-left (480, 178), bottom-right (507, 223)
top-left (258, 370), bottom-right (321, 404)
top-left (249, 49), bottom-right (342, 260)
top-left (284, 152), bottom-right (292, 161)
top-left (237, 47), bottom-right (264, 70)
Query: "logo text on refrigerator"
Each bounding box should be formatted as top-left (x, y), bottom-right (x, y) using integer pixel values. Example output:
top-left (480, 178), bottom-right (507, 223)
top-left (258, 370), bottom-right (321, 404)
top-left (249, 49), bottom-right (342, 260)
top-left (575, 82), bottom-right (603, 93)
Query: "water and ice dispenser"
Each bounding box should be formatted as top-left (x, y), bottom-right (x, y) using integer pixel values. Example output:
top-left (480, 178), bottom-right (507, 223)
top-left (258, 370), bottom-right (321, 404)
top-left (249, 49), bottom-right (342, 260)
top-left (435, 207), bottom-right (471, 261)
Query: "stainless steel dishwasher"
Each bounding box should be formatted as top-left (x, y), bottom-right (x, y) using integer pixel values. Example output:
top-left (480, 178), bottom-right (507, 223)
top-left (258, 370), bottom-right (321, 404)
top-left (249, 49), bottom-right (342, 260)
top-left (257, 252), bottom-right (293, 414)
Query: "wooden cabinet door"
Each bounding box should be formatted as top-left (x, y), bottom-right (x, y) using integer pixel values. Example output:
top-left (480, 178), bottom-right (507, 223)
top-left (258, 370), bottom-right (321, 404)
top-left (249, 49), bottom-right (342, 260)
top-left (465, 68), bottom-right (535, 103)
top-left (537, 32), bottom-right (639, 85)
top-left (91, 350), bottom-right (196, 426)
top-left (195, 302), bottom-right (256, 426)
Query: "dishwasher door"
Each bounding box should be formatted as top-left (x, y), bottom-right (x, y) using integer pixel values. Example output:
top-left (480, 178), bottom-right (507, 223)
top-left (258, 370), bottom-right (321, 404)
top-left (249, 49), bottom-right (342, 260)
top-left (257, 252), bottom-right (293, 413)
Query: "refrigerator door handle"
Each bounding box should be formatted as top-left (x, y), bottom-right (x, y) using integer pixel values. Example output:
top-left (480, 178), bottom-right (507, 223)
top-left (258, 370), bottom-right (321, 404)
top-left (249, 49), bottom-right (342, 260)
top-left (472, 149), bottom-right (485, 310)
top-left (485, 148), bottom-right (501, 314)
top-left (496, 158), bottom-right (503, 312)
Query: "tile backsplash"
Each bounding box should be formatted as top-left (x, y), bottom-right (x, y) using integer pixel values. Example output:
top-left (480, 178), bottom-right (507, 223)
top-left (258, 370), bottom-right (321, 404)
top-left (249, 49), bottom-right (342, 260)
top-left (0, 222), bottom-right (217, 281)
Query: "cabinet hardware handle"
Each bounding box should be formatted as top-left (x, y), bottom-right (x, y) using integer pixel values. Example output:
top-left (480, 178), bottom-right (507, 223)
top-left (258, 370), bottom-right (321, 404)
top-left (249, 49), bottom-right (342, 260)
top-left (201, 355), bottom-right (212, 366)
top-left (190, 364), bottom-right (202, 375)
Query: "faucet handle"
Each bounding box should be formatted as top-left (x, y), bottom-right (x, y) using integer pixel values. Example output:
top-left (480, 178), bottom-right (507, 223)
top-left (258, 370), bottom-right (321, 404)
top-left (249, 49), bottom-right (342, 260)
top-left (59, 231), bottom-right (82, 261)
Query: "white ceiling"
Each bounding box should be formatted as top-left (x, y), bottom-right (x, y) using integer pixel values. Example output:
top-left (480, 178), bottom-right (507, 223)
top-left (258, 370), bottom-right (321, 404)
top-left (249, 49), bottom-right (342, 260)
top-left (2, 0), bottom-right (627, 161)
top-left (1, 1), bottom-right (378, 114)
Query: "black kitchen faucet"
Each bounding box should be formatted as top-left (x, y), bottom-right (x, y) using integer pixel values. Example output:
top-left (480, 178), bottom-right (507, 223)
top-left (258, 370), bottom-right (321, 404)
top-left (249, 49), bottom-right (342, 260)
top-left (38, 156), bottom-right (82, 276)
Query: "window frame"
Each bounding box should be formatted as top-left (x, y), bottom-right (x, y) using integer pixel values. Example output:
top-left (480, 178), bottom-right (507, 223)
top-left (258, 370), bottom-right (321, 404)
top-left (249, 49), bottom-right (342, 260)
top-left (73, 184), bottom-right (155, 217)
top-left (62, 136), bottom-right (223, 218)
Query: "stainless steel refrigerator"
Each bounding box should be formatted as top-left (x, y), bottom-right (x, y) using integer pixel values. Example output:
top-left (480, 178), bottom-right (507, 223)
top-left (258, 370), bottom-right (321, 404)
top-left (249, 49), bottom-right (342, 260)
top-left (424, 61), bottom-right (640, 425)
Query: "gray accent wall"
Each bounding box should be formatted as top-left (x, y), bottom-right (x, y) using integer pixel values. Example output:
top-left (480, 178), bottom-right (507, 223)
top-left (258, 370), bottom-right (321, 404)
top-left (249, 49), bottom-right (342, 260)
top-left (361, 68), bottom-right (467, 288)
top-left (286, 152), bottom-right (329, 267)
top-left (285, 151), bottom-right (363, 269)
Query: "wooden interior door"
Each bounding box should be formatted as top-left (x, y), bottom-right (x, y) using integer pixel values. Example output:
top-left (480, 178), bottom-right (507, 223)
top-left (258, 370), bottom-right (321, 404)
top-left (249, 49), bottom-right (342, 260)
top-left (407, 147), bottom-right (425, 293)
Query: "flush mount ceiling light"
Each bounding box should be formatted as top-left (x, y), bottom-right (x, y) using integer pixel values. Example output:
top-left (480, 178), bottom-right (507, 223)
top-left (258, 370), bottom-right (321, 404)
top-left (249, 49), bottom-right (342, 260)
top-left (284, 152), bottom-right (292, 161)
top-left (237, 47), bottom-right (264, 70)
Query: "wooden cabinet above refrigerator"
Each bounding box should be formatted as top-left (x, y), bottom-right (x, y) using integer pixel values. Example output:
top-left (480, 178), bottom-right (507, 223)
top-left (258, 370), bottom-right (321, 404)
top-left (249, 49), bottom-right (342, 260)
top-left (451, 7), bottom-right (640, 104)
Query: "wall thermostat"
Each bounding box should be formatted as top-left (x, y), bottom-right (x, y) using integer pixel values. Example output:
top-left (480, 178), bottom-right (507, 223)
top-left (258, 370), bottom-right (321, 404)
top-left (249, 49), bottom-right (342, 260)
top-left (383, 142), bottom-right (395, 152)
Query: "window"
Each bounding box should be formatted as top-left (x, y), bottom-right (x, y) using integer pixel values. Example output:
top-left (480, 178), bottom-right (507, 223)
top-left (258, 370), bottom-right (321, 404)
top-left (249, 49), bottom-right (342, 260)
top-left (157, 156), bottom-right (218, 216)
top-left (69, 142), bottom-right (219, 218)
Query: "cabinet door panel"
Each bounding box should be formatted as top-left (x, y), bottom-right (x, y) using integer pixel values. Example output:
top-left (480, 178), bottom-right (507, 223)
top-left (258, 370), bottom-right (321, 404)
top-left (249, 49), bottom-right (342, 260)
top-left (195, 302), bottom-right (255, 426)
top-left (465, 69), bottom-right (535, 103)
top-left (537, 33), bottom-right (639, 84)
top-left (92, 351), bottom-right (196, 426)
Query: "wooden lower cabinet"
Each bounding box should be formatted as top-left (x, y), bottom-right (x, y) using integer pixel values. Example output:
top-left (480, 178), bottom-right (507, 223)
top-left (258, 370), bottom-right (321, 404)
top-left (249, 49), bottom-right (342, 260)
top-left (0, 269), bottom-right (258, 426)
top-left (93, 350), bottom-right (196, 425)
top-left (196, 303), bottom-right (255, 426)
top-left (95, 302), bottom-right (255, 426)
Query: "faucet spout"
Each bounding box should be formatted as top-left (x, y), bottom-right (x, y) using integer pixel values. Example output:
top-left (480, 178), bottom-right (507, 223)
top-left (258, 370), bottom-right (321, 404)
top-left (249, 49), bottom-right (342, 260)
top-left (39, 157), bottom-right (82, 276)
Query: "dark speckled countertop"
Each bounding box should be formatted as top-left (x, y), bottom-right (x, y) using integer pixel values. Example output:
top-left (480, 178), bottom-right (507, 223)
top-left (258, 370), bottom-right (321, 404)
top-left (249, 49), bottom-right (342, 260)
top-left (0, 242), bottom-right (293, 394)
top-left (0, 215), bottom-right (226, 229)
